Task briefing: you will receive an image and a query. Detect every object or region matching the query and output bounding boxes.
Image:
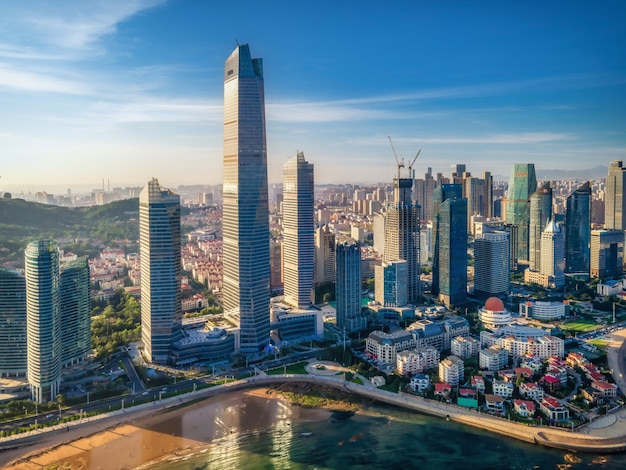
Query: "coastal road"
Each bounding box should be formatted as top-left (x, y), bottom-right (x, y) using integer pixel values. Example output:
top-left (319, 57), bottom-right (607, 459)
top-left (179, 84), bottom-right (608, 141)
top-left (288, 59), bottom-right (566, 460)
top-left (607, 328), bottom-right (626, 396)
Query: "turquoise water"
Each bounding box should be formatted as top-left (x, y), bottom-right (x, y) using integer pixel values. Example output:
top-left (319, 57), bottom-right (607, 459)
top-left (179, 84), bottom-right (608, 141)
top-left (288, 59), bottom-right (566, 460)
top-left (147, 400), bottom-right (626, 470)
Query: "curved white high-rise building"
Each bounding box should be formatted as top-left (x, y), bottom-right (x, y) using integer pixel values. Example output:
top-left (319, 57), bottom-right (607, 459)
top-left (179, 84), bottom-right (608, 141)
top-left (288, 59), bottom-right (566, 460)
top-left (25, 240), bottom-right (61, 403)
top-left (223, 44), bottom-right (271, 352)
top-left (540, 219), bottom-right (565, 288)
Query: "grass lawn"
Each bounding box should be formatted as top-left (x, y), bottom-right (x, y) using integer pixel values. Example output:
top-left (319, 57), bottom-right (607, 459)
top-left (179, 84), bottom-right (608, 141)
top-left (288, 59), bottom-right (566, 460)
top-left (351, 376), bottom-right (364, 385)
top-left (266, 361), bottom-right (309, 375)
top-left (561, 320), bottom-right (603, 333)
top-left (587, 339), bottom-right (610, 350)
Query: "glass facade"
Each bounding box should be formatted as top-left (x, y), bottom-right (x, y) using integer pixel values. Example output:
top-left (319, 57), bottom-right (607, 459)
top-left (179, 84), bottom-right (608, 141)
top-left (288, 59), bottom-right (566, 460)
top-left (336, 242), bottom-right (365, 333)
top-left (565, 181), bottom-right (591, 273)
top-left (59, 257), bottom-right (91, 367)
top-left (474, 231), bottom-right (510, 298)
top-left (223, 44), bottom-right (271, 352)
top-left (25, 240), bottom-right (61, 403)
top-left (139, 178), bottom-right (182, 364)
top-left (432, 184), bottom-right (467, 307)
top-left (383, 176), bottom-right (420, 304)
top-left (506, 163), bottom-right (537, 264)
top-left (529, 183), bottom-right (552, 271)
top-left (282, 151), bottom-right (314, 309)
top-left (0, 269), bottom-right (27, 377)
top-left (605, 160), bottom-right (626, 230)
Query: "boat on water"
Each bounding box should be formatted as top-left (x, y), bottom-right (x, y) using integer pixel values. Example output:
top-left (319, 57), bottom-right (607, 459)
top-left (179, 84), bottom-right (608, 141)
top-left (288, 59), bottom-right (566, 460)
top-left (301, 432), bottom-right (313, 437)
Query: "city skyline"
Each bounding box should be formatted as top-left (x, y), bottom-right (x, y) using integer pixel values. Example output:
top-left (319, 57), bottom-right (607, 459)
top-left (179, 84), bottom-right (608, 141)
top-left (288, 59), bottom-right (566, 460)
top-left (1, 1), bottom-right (625, 191)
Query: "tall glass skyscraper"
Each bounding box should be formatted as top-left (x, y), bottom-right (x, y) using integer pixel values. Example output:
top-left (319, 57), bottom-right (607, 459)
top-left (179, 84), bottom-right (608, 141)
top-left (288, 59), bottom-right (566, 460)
top-left (336, 241), bottom-right (365, 333)
top-left (474, 230), bottom-right (510, 298)
top-left (506, 163), bottom-right (537, 265)
top-left (383, 171), bottom-right (420, 304)
top-left (529, 183), bottom-right (552, 271)
top-left (283, 151), bottom-right (314, 309)
top-left (605, 160), bottom-right (626, 230)
top-left (432, 184), bottom-right (467, 307)
top-left (25, 240), bottom-right (61, 403)
top-left (0, 269), bottom-right (27, 377)
top-left (59, 257), bottom-right (91, 367)
top-left (139, 178), bottom-right (182, 364)
top-left (223, 44), bottom-right (271, 352)
top-left (565, 181), bottom-right (591, 274)
top-left (540, 220), bottom-right (565, 288)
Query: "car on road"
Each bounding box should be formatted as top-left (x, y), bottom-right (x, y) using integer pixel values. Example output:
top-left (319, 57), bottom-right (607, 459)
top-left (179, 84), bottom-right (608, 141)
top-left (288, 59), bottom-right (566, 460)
top-left (46, 414), bottom-right (54, 418)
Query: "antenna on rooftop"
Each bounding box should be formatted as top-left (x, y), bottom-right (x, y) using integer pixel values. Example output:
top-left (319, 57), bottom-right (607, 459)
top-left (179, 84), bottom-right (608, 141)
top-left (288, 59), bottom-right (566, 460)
top-left (235, 38), bottom-right (239, 46)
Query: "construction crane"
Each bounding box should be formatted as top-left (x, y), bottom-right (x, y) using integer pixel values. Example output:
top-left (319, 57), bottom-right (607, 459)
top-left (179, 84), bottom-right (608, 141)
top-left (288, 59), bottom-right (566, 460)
top-left (387, 135), bottom-right (404, 179)
top-left (407, 149), bottom-right (421, 177)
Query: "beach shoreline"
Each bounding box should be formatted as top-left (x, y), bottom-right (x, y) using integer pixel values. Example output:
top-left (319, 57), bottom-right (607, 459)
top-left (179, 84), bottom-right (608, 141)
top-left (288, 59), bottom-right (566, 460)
top-left (1, 387), bottom-right (333, 470)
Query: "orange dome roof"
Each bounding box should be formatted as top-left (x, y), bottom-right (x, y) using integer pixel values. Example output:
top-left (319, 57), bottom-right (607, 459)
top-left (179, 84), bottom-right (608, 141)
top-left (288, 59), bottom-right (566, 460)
top-left (485, 297), bottom-right (505, 312)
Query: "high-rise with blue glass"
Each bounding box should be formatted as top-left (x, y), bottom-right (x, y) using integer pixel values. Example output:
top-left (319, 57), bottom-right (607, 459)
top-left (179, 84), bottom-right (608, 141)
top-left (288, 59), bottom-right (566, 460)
top-left (506, 163), bottom-right (537, 265)
top-left (565, 181), bottom-right (591, 274)
top-left (140, 178), bottom-right (182, 364)
top-left (432, 184), bottom-right (467, 307)
top-left (0, 269), bottom-right (27, 377)
top-left (25, 240), bottom-right (61, 403)
top-left (223, 44), bottom-right (271, 352)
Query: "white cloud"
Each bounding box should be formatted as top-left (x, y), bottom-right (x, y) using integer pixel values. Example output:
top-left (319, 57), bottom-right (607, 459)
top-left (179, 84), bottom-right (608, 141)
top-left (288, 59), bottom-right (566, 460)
top-left (0, 63), bottom-right (91, 94)
top-left (88, 99), bottom-right (221, 123)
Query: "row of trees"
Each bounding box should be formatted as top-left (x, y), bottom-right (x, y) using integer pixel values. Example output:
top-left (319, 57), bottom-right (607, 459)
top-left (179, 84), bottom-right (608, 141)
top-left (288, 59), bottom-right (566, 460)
top-left (91, 291), bottom-right (141, 359)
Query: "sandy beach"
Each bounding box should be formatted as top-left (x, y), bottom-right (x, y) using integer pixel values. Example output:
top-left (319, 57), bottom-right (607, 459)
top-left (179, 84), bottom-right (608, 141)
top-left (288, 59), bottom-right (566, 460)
top-left (1, 388), bottom-right (331, 470)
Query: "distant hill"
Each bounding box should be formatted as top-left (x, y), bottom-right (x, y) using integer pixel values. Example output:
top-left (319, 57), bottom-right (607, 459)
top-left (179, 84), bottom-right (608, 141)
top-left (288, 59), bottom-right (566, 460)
top-left (0, 198), bottom-right (139, 266)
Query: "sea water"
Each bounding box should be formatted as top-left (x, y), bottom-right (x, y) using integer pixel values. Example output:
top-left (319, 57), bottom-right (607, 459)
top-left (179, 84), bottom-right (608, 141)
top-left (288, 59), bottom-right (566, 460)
top-left (144, 398), bottom-right (625, 470)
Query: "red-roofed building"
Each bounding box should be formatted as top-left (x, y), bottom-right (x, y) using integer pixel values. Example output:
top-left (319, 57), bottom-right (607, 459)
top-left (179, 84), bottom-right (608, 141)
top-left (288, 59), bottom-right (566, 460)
top-left (471, 376), bottom-right (485, 394)
top-left (592, 381), bottom-right (618, 399)
top-left (519, 382), bottom-right (544, 401)
top-left (514, 367), bottom-right (533, 379)
top-left (434, 383), bottom-right (452, 398)
top-left (539, 397), bottom-right (569, 422)
top-left (542, 375), bottom-right (561, 392)
top-left (459, 388), bottom-right (476, 399)
top-left (513, 399), bottom-right (536, 418)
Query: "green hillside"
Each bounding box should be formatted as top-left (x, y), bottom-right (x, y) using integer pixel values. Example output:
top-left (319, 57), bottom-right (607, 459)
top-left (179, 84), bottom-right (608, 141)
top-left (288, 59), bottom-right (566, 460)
top-left (0, 198), bottom-right (139, 266)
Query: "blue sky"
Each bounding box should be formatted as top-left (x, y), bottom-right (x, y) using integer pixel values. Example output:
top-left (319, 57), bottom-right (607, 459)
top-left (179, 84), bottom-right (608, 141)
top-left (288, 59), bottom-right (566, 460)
top-left (1, 1), bottom-right (625, 192)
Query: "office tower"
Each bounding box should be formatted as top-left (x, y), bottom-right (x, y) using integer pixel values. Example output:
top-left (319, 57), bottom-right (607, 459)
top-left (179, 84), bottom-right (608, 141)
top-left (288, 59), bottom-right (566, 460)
top-left (506, 163), bottom-right (537, 265)
top-left (315, 225), bottom-right (336, 286)
top-left (605, 160), bottom-right (626, 230)
top-left (59, 257), bottom-right (91, 367)
top-left (0, 269), bottom-right (27, 377)
top-left (432, 184), bottom-right (467, 306)
top-left (565, 182), bottom-right (592, 274)
top-left (483, 171), bottom-right (493, 218)
top-left (139, 178), bottom-right (182, 364)
top-left (269, 239), bottom-right (283, 294)
top-left (383, 168), bottom-right (420, 304)
top-left (590, 230), bottom-right (624, 278)
top-left (529, 183), bottom-right (552, 271)
top-left (282, 151), bottom-right (314, 309)
top-left (25, 240), bottom-right (61, 403)
top-left (223, 44), bottom-right (271, 352)
top-left (375, 260), bottom-right (408, 307)
top-left (451, 164), bottom-right (466, 184)
top-left (414, 167), bottom-right (436, 220)
top-left (336, 241), bottom-right (366, 333)
top-left (474, 230), bottom-right (510, 298)
top-left (372, 213), bottom-right (386, 254)
top-left (540, 220), bottom-right (565, 288)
